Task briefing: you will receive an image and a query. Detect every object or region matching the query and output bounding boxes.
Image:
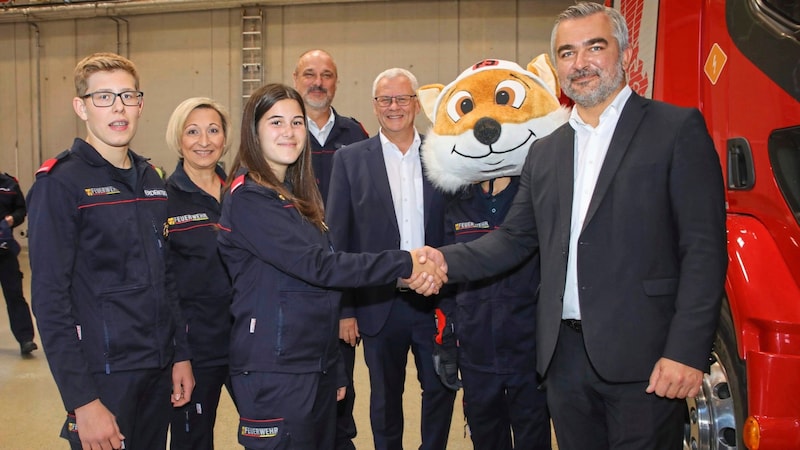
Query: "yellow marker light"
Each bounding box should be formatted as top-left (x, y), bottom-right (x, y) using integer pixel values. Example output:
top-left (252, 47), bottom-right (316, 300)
top-left (743, 416), bottom-right (760, 449)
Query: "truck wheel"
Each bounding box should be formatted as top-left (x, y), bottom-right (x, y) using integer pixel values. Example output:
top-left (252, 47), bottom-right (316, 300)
top-left (684, 299), bottom-right (748, 450)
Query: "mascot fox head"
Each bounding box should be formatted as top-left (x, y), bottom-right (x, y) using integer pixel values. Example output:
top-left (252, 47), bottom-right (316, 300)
top-left (420, 55), bottom-right (569, 193)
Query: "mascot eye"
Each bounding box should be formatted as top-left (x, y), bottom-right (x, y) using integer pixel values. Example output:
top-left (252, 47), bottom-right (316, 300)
top-left (446, 91), bottom-right (474, 123)
top-left (495, 80), bottom-right (526, 109)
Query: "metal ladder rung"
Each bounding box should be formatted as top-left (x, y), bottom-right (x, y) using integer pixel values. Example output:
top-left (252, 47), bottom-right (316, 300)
top-left (242, 8), bottom-right (263, 99)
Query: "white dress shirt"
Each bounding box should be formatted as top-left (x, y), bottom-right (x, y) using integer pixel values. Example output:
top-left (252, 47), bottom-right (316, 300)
top-left (380, 129), bottom-right (425, 253)
top-left (562, 86), bottom-right (633, 320)
top-left (307, 108), bottom-right (336, 145)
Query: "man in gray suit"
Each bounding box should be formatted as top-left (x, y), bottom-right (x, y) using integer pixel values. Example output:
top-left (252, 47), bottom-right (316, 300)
top-left (415, 3), bottom-right (727, 449)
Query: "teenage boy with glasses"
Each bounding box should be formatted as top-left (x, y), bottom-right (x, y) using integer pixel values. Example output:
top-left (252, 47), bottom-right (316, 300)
top-left (27, 52), bottom-right (194, 450)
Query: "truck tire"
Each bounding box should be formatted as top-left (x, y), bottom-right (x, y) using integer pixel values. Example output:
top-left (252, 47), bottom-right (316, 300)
top-left (684, 298), bottom-right (748, 450)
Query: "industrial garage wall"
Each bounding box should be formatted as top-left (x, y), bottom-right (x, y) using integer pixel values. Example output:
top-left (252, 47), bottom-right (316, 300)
top-left (0, 0), bottom-right (571, 218)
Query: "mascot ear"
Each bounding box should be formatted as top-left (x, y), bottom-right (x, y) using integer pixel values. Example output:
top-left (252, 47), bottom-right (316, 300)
top-left (527, 53), bottom-right (560, 98)
top-left (418, 84), bottom-right (445, 123)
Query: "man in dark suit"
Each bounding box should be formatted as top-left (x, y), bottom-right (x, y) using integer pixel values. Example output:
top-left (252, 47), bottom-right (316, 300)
top-left (415, 3), bottom-right (727, 449)
top-left (293, 48), bottom-right (369, 450)
top-left (326, 68), bottom-right (455, 450)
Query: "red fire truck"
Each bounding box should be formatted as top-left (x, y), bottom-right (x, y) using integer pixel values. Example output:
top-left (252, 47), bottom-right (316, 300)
top-left (612, 1), bottom-right (800, 448)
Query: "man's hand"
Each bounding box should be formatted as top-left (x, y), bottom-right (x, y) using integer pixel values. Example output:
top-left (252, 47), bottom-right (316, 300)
top-left (171, 360), bottom-right (195, 407)
top-left (336, 386), bottom-right (346, 402)
top-left (405, 247), bottom-right (448, 296)
top-left (646, 357), bottom-right (704, 399)
top-left (417, 246), bottom-right (448, 273)
top-left (75, 399), bottom-right (125, 450)
top-left (339, 317), bottom-right (360, 347)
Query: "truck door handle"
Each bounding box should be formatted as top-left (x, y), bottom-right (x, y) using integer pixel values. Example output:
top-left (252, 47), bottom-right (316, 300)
top-left (727, 137), bottom-right (755, 190)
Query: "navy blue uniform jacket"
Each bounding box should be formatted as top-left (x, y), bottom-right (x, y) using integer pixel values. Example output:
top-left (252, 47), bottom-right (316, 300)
top-left (165, 161), bottom-right (232, 368)
top-left (217, 170), bottom-right (415, 376)
top-left (444, 179), bottom-right (539, 374)
top-left (26, 138), bottom-right (189, 412)
top-left (0, 173), bottom-right (26, 229)
top-left (0, 173), bottom-right (26, 253)
top-left (310, 109), bottom-right (368, 204)
top-left (325, 135), bottom-right (449, 335)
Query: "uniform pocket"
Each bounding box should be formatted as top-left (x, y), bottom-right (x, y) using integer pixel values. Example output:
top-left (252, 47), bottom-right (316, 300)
top-left (274, 290), bottom-right (333, 363)
top-left (238, 416), bottom-right (289, 449)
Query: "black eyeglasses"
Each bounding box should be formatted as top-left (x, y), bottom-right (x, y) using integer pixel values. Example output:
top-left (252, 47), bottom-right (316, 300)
top-left (81, 90), bottom-right (144, 107)
top-left (373, 94), bottom-right (417, 107)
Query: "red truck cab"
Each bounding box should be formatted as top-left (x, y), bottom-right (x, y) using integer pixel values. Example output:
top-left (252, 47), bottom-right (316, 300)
top-left (613, 1), bottom-right (800, 448)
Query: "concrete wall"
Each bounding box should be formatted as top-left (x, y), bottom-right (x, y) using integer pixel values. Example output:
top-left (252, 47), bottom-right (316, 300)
top-left (0, 0), bottom-right (571, 230)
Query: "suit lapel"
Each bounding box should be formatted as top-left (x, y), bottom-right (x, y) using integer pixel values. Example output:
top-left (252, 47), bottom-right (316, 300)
top-left (582, 93), bottom-right (647, 230)
top-left (366, 137), bottom-right (400, 233)
top-left (556, 126), bottom-right (576, 252)
top-left (420, 136), bottom-right (434, 230)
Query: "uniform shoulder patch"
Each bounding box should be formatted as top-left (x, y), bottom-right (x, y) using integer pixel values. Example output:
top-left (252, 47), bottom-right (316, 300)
top-left (230, 174), bottom-right (246, 193)
top-left (347, 117), bottom-right (368, 137)
top-left (2, 172), bottom-right (19, 184)
top-left (35, 150), bottom-right (70, 176)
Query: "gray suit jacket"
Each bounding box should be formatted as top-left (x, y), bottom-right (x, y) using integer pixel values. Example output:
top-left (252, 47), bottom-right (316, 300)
top-left (441, 92), bottom-right (727, 382)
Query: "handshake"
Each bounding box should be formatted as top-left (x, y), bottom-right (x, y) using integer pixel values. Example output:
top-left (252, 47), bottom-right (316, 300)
top-left (402, 246), bottom-right (448, 296)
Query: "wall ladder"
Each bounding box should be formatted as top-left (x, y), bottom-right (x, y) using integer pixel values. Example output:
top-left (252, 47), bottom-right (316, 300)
top-left (242, 8), bottom-right (264, 100)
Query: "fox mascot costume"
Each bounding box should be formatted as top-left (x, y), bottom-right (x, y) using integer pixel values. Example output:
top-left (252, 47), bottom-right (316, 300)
top-left (420, 55), bottom-right (568, 449)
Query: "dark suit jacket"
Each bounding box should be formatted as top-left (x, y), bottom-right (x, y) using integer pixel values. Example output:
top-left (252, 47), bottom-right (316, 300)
top-left (441, 92), bottom-right (727, 382)
top-left (326, 134), bottom-right (448, 336)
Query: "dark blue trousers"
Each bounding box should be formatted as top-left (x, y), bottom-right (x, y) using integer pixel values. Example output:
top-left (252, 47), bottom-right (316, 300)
top-left (169, 364), bottom-right (234, 450)
top-left (61, 366), bottom-right (173, 450)
top-left (362, 292), bottom-right (456, 450)
top-left (0, 251), bottom-right (34, 344)
top-left (461, 368), bottom-right (550, 449)
top-left (233, 370), bottom-right (338, 450)
top-left (335, 340), bottom-right (357, 450)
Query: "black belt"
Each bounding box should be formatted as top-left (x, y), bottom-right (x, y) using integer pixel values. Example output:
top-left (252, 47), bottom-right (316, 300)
top-left (562, 319), bottom-right (582, 332)
top-left (397, 287), bottom-right (419, 295)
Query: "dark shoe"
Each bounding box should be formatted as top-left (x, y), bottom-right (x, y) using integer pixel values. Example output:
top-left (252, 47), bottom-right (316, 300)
top-left (20, 341), bottom-right (38, 355)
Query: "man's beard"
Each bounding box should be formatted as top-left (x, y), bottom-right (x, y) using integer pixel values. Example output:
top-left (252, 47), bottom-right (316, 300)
top-left (563, 60), bottom-right (625, 108)
top-left (304, 87), bottom-right (331, 109)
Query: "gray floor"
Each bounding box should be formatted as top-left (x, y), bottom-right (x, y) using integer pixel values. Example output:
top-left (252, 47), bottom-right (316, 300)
top-left (0, 251), bottom-right (481, 449)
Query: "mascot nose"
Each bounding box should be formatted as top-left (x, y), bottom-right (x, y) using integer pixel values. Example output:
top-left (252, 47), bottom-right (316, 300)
top-left (473, 117), bottom-right (502, 146)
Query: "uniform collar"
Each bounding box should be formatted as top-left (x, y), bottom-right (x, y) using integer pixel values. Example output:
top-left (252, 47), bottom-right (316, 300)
top-left (168, 159), bottom-right (227, 193)
top-left (71, 137), bottom-right (148, 169)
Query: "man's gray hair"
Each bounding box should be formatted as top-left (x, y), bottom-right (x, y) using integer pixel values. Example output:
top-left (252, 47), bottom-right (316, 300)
top-left (372, 68), bottom-right (419, 97)
top-left (550, 2), bottom-right (630, 62)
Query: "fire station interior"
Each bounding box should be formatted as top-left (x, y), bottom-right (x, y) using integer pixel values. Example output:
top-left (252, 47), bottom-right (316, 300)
top-left (1, 0), bottom-right (575, 448)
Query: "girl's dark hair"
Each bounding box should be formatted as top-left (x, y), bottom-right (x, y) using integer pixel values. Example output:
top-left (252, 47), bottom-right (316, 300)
top-left (229, 83), bottom-right (325, 230)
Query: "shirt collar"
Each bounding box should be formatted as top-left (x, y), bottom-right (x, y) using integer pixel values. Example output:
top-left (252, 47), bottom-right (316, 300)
top-left (378, 128), bottom-right (421, 157)
top-left (307, 108), bottom-right (336, 133)
top-left (569, 85), bottom-right (633, 130)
